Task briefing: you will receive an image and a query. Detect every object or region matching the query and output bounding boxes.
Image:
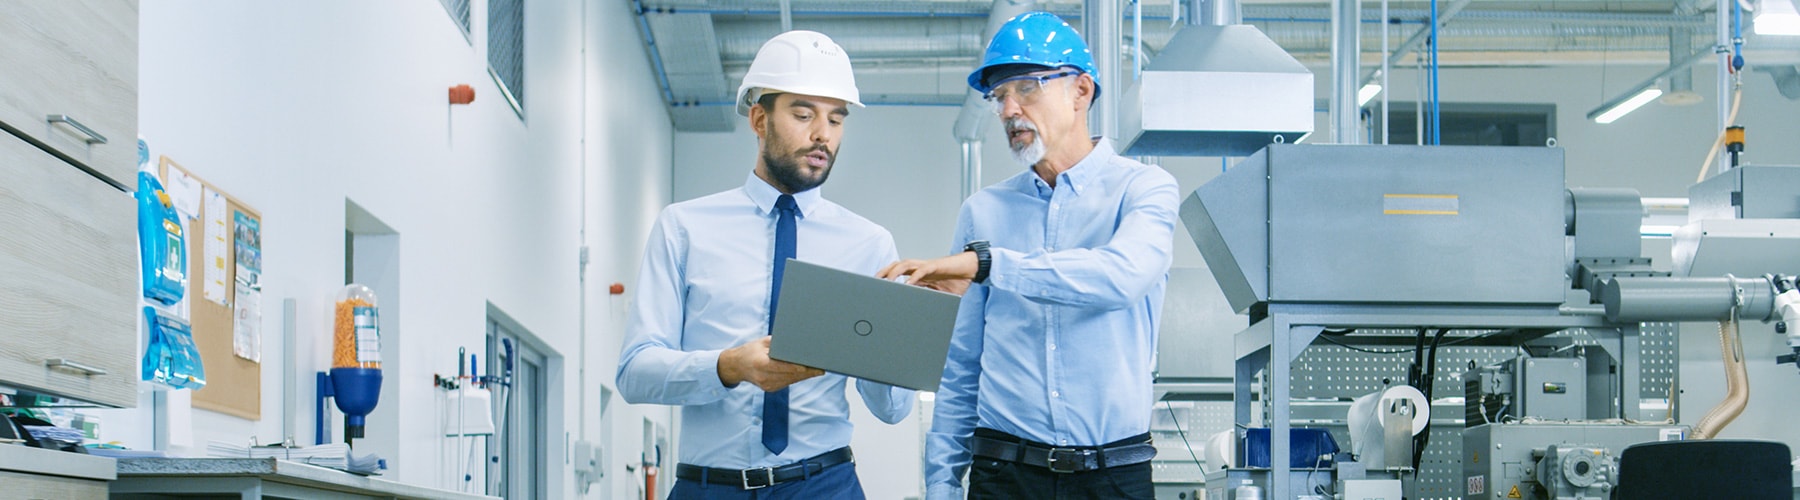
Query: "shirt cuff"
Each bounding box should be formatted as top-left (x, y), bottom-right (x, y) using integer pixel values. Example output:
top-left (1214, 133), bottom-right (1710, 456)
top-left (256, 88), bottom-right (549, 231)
top-left (985, 246), bottom-right (1019, 290)
top-left (693, 349), bottom-right (734, 399)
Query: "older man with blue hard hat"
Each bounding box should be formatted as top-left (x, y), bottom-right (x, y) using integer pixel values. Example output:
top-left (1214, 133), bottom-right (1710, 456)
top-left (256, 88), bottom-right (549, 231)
top-left (879, 11), bottom-right (1180, 500)
top-left (618, 30), bottom-right (913, 499)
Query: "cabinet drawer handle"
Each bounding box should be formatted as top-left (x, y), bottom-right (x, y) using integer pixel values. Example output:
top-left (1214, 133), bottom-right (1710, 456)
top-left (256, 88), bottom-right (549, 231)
top-left (45, 358), bottom-right (108, 376)
top-left (46, 114), bottom-right (109, 145)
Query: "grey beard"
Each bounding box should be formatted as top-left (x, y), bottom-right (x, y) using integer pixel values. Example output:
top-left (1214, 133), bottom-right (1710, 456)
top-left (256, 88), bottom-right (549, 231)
top-left (1010, 134), bottom-right (1046, 167)
top-left (1005, 118), bottom-right (1047, 167)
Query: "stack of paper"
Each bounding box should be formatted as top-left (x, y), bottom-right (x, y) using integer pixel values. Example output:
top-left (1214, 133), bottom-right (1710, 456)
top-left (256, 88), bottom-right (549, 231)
top-left (207, 440), bottom-right (383, 475)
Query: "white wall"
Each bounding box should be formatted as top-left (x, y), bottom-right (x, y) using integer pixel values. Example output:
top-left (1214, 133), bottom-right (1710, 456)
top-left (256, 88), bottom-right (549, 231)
top-left (128, 1), bottom-right (673, 498)
top-left (676, 59), bottom-right (1800, 496)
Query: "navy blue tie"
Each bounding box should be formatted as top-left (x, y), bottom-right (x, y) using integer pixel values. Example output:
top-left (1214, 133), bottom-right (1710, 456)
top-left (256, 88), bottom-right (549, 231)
top-left (763, 194), bottom-right (798, 455)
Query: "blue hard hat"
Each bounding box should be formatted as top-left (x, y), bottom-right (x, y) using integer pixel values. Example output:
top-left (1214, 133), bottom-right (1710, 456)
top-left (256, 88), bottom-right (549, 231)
top-left (968, 12), bottom-right (1100, 96)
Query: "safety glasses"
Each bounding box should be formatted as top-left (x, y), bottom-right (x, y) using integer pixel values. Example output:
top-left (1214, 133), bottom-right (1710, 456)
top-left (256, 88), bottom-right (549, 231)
top-left (982, 70), bottom-right (1078, 114)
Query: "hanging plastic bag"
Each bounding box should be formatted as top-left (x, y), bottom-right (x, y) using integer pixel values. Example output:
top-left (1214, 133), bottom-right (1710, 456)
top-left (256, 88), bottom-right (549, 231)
top-left (142, 307), bottom-right (206, 390)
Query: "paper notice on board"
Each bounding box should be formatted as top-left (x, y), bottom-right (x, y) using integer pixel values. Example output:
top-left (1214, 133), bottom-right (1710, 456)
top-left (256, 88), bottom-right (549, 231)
top-left (203, 188), bottom-right (230, 304)
top-left (165, 167), bottom-right (203, 218)
top-left (233, 282), bottom-right (262, 363)
top-left (233, 211), bottom-right (261, 290)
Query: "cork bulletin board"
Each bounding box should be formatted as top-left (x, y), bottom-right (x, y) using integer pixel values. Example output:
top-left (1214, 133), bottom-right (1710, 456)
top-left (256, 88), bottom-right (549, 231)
top-left (160, 156), bottom-right (262, 420)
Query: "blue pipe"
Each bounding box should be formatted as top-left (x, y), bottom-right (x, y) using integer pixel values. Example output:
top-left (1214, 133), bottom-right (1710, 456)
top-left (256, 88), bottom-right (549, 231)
top-left (632, 0), bottom-right (679, 105)
top-left (1429, 0), bottom-right (1441, 145)
top-left (1732, 0), bottom-right (1746, 72)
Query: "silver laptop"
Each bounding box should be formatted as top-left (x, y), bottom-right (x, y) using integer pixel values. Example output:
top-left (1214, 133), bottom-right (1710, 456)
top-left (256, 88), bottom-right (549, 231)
top-left (769, 259), bottom-right (961, 392)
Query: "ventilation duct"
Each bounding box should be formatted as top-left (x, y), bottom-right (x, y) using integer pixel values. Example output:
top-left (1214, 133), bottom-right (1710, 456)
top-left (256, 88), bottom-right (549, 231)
top-left (1118, 6), bottom-right (1314, 157)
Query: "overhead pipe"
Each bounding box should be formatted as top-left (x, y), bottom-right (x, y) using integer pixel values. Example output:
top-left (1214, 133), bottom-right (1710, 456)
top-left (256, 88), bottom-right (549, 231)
top-left (1087, 0), bottom-right (1121, 139)
top-left (631, 0), bottom-right (679, 104)
top-left (715, 17), bottom-right (987, 60)
top-left (1332, 0), bottom-right (1361, 144)
top-left (1663, 26), bottom-right (1703, 105)
top-left (1360, 0), bottom-right (1472, 88)
top-left (961, 141), bottom-right (983, 200)
top-left (1197, 0), bottom-right (1235, 26)
top-left (648, 0), bottom-right (1712, 28)
top-left (714, 18), bottom-right (1697, 64)
top-left (1715, 0), bottom-right (1732, 178)
top-left (1431, 0), bottom-right (1441, 145)
top-left (954, 0), bottom-right (1037, 200)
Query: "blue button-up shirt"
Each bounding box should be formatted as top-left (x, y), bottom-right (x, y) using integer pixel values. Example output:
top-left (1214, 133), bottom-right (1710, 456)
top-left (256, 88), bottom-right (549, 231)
top-left (617, 173), bottom-right (914, 469)
top-left (925, 139), bottom-right (1179, 498)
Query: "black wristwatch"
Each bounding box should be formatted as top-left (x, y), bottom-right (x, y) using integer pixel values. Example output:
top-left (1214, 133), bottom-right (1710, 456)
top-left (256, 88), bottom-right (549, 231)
top-left (963, 240), bottom-right (991, 284)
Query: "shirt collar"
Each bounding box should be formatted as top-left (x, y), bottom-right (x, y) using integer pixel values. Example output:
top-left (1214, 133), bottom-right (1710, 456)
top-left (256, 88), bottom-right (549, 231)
top-left (1022, 137), bottom-right (1114, 197)
top-left (744, 172), bottom-right (822, 218)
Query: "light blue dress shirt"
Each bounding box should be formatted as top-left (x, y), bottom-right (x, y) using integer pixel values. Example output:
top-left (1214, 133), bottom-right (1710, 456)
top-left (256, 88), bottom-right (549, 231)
top-left (617, 173), bottom-right (914, 469)
top-left (925, 139), bottom-right (1180, 498)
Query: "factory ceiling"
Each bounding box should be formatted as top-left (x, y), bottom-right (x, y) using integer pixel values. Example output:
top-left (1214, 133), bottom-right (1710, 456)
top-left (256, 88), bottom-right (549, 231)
top-left (631, 0), bottom-right (1796, 132)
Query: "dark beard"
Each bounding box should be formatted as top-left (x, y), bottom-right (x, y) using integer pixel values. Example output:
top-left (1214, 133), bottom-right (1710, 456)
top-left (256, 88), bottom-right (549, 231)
top-left (761, 123), bottom-right (835, 193)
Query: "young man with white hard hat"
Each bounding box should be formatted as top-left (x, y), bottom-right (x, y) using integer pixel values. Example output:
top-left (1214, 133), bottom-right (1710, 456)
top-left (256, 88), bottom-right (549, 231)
top-left (879, 11), bottom-right (1180, 499)
top-left (617, 30), bottom-right (912, 499)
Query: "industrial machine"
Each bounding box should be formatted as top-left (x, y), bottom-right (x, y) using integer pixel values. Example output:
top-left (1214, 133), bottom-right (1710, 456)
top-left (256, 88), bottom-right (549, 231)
top-left (1175, 144), bottom-right (1796, 499)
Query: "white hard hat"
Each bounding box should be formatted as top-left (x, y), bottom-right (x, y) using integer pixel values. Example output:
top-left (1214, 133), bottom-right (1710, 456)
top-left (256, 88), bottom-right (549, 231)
top-left (735, 30), bottom-right (863, 117)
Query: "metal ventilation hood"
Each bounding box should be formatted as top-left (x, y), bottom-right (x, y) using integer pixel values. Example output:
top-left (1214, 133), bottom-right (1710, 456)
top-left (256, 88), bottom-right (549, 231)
top-left (1118, 25), bottom-right (1314, 157)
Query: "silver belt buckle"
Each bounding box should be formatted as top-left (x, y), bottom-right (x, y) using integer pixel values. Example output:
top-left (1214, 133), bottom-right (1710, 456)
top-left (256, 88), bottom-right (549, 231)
top-left (741, 467), bottom-right (776, 489)
top-left (1046, 448), bottom-right (1089, 474)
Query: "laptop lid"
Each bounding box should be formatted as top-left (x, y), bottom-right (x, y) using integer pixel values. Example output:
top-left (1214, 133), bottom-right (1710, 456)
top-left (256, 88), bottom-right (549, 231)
top-left (768, 259), bottom-right (961, 392)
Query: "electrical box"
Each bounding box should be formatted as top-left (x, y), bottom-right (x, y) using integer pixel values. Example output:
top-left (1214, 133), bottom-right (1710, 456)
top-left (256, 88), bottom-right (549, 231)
top-left (1517, 357), bottom-right (1587, 421)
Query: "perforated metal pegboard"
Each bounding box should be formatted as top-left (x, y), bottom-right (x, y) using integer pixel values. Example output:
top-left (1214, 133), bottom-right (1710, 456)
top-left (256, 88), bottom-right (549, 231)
top-left (1258, 326), bottom-right (1682, 499)
top-left (1287, 342), bottom-right (1523, 399)
top-left (1415, 425), bottom-right (1463, 499)
top-left (1151, 400), bottom-right (1236, 483)
top-left (1277, 339), bottom-right (1522, 497)
top-left (1638, 322), bottom-right (1679, 404)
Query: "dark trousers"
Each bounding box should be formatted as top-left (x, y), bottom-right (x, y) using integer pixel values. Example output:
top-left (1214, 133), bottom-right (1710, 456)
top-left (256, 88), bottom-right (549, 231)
top-left (967, 428), bottom-right (1156, 500)
top-left (669, 461), bottom-right (865, 500)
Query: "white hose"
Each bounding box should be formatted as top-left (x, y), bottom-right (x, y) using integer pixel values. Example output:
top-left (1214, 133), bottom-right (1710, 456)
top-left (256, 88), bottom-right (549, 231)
top-left (1694, 87), bottom-right (1745, 183)
top-left (1692, 317), bottom-right (1750, 439)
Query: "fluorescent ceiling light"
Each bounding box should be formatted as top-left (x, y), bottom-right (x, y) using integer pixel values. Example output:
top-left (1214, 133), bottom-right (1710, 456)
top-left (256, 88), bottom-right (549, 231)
top-left (1358, 83), bottom-right (1382, 106)
top-left (1757, 0), bottom-right (1800, 36)
top-left (1590, 87), bottom-right (1663, 124)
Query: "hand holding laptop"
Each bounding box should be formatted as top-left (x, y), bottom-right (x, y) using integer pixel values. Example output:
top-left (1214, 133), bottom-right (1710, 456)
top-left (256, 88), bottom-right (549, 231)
top-left (770, 260), bottom-right (961, 392)
top-left (719, 337), bottom-right (824, 392)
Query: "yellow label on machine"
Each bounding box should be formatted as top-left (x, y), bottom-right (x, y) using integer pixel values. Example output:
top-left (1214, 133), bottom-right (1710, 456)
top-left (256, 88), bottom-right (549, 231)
top-left (1383, 193), bottom-right (1460, 215)
top-left (1508, 484), bottom-right (1523, 498)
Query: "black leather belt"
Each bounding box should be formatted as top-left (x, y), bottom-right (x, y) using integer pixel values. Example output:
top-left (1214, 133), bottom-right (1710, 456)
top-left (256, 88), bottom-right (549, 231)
top-left (971, 431), bottom-right (1156, 474)
top-left (674, 447), bottom-right (854, 490)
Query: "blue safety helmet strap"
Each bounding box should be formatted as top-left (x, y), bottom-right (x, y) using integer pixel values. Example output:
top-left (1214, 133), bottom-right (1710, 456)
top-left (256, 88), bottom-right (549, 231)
top-left (968, 12), bottom-right (1100, 97)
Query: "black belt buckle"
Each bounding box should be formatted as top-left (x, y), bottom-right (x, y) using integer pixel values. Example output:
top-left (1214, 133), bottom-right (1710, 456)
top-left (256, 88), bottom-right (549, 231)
top-left (741, 467), bottom-right (776, 489)
top-left (1046, 447), bottom-right (1092, 474)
